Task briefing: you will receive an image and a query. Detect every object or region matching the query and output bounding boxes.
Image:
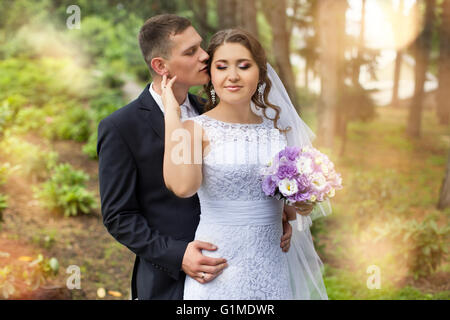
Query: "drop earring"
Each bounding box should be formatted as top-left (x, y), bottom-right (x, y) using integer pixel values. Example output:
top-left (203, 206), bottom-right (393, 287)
top-left (258, 83), bottom-right (264, 101)
top-left (210, 88), bottom-right (216, 105)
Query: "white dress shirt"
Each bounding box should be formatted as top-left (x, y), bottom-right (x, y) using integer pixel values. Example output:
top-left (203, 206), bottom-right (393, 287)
top-left (149, 82), bottom-right (199, 120)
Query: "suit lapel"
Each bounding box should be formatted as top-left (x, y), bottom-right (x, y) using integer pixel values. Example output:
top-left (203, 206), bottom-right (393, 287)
top-left (138, 84), bottom-right (165, 141)
top-left (188, 93), bottom-right (205, 115)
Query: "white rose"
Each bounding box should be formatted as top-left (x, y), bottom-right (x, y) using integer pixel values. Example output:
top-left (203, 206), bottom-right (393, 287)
top-left (311, 173), bottom-right (327, 191)
top-left (278, 178), bottom-right (298, 196)
top-left (296, 156), bottom-right (313, 175)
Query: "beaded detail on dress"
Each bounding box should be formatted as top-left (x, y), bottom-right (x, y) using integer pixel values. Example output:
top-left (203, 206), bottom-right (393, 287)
top-left (191, 114), bottom-right (287, 201)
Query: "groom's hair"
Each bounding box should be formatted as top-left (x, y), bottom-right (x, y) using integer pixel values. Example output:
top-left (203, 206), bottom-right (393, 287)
top-left (138, 14), bottom-right (192, 77)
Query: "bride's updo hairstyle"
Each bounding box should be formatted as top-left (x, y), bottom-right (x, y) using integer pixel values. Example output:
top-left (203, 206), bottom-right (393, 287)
top-left (204, 28), bottom-right (288, 133)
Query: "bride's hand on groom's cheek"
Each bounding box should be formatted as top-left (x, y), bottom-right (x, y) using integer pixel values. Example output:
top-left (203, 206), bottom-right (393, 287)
top-left (182, 240), bottom-right (228, 284)
top-left (161, 74), bottom-right (180, 113)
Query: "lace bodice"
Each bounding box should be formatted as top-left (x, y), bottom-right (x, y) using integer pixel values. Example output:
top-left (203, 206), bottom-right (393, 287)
top-left (190, 114), bottom-right (287, 201)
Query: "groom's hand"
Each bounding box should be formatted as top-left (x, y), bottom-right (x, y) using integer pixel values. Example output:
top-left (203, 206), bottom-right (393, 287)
top-left (182, 240), bottom-right (228, 284)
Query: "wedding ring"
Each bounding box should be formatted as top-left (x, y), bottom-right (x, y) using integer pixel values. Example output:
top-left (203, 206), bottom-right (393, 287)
top-left (201, 272), bottom-right (206, 279)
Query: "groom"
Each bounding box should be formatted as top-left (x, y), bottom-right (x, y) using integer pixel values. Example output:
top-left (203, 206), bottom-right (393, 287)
top-left (97, 14), bottom-right (292, 300)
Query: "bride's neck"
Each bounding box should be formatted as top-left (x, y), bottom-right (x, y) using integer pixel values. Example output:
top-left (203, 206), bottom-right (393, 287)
top-left (214, 100), bottom-right (259, 123)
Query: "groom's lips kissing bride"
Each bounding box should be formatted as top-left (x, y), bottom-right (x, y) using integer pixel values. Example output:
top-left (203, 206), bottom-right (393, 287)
top-left (97, 13), bottom-right (293, 300)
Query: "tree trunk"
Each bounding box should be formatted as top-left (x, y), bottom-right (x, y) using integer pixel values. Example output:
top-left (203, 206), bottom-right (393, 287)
top-left (317, 0), bottom-right (343, 151)
top-left (262, 0), bottom-right (299, 107)
top-left (438, 150), bottom-right (450, 209)
top-left (187, 0), bottom-right (211, 40)
top-left (351, 0), bottom-right (366, 87)
top-left (236, 0), bottom-right (258, 39)
top-left (391, 0), bottom-right (405, 108)
top-left (407, 0), bottom-right (436, 138)
top-left (218, 0), bottom-right (237, 29)
top-left (437, 0), bottom-right (450, 125)
top-left (392, 50), bottom-right (403, 107)
top-left (330, 0), bottom-right (347, 149)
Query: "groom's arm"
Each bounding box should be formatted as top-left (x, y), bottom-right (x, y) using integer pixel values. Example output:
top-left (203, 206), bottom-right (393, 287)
top-left (97, 118), bottom-right (188, 281)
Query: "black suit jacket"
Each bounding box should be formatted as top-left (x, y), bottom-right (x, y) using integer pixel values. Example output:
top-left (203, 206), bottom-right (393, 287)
top-left (97, 84), bottom-right (203, 299)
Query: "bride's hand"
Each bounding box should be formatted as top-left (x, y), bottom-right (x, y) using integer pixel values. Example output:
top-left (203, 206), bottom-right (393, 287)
top-left (161, 74), bottom-right (180, 115)
top-left (294, 201), bottom-right (314, 216)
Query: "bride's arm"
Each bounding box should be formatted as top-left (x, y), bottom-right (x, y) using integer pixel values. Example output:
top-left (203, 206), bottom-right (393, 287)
top-left (162, 76), bottom-right (203, 198)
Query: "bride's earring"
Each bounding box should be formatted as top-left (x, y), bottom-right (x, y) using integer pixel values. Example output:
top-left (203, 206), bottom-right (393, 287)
top-left (210, 88), bottom-right (216, 105)
top-left (258, 83), bottom-right (264, 101)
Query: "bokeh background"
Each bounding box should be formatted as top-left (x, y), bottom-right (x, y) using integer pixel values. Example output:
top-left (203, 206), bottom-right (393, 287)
top-left (0, 0), bottom-right (448, 300)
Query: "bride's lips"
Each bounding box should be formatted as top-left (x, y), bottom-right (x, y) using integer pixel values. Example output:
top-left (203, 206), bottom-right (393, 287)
top-left (225, 86), bottom-right (242, 92)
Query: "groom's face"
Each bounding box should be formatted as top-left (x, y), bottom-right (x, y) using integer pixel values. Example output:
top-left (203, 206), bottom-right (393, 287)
top-left (165, 26), bottom-right (210, 87)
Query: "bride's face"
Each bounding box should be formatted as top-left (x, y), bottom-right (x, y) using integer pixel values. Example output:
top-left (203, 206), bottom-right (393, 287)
top-left (210, 42), bottom-right (259, 106)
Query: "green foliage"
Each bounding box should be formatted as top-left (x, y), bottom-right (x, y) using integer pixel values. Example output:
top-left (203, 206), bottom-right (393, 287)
top-left (0, 99), bottom-right (16, 136)
top-left (0, 136), bottom-right (58, 181)
top-left (310, 217), bottom-right (327, 257)
top-left (0, 266), bottom-right (15, 299)
top-left (34, 163), bottom-right (97, 217)
top-left (13, 107), bottom-right (47, 134)
top-left (20, 254), bottom-right (59, 293)
top-left (324, 265), bottom-right (447, 300)
top-left (82, 131), bottom-right (98, 160)
top-left (31, 228), bottom-right (58, 249)
top-left (0, 58), bottom-right (92, 107)
top-left (82, 89), bottom-right (124, 159)
top-left (42, 107), bottom-right (92, 142)
top-left (345, 169), bottom-right (413, 223)
top-left (0, 194), bottom-right (7, 225)
top-left (0, 252), bottom-right (59, 299)
top-left (68, 13), bottom-right (146, 77)
top-left (373, 213), bottom-right (449, 279)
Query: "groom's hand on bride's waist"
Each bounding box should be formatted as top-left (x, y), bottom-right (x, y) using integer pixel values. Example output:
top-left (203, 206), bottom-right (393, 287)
top-left (182, 240), bottom-right (228, 284)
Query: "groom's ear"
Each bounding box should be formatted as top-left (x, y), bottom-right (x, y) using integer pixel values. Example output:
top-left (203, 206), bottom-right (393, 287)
top-left (150, 57), bottom-right (168, 76)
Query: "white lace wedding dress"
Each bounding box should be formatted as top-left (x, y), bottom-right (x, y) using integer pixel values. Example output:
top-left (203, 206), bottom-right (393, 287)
top-left (183, 114), bottom-right (293, 300)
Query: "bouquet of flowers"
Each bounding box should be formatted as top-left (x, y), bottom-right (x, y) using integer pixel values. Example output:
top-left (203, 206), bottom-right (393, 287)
top-left (261, 145), bottom-right (342, 229)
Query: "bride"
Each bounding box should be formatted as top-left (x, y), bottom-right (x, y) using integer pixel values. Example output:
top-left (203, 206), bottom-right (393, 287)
top-left (162, 28), bottom-right (329, 299)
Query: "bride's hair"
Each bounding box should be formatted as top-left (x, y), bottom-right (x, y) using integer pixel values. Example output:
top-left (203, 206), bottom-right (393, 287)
top-left (204, 28), bottom-right (288, 133)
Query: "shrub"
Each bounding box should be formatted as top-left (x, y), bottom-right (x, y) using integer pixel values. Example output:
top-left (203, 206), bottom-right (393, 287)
top-left (0, 136), bottom-right (58, 181)
top-left (42, 106), bottom-right (92, 142)
top-left (34, 163), bottom-right (97, 217)
top-left (82, 130), bottom-right (98, 160)
top-left (0, 253), bottom-right (60, 299)
top-left (0, 194), bottom-right (7, 224)
top-left (374, 213), bottom-right (449, 279)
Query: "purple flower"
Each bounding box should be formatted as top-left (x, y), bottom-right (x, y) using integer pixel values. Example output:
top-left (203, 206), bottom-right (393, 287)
top-left (278, 146), bottom-right (300, 161)
top-left (276, 163), bottom-right (297, 180)
top-left (295, 174), bottom-right (310, 191)
top-left (293, 191), bottom-right (310, 202)
top-left (262, 176), bottom-right (277, 196)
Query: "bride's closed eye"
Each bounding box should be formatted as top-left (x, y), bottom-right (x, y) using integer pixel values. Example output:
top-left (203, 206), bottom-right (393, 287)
top-left (214, 63), bottom-right (252, 70)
